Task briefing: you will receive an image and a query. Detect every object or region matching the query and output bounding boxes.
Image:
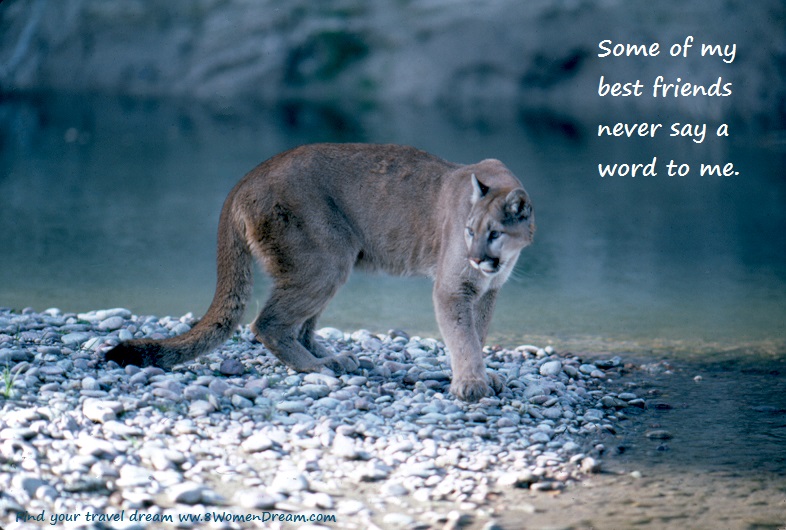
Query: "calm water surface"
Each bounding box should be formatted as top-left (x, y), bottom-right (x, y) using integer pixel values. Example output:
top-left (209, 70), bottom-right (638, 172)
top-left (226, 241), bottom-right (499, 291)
top-left (1, 94), bottom-right (784, 355)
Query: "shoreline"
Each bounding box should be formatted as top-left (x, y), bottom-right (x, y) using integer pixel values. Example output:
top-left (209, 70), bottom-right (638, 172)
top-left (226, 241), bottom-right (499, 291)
top-left (1, 307), bottom-right (647, 529)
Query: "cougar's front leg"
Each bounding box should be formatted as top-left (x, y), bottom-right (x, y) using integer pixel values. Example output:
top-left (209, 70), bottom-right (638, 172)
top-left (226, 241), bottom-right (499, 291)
top-left (433, 281), bottom-right (492, 402)
top-left (473, 288), bottom-right (505, 394)
top-left (474, 288), bottom-right (498, 346)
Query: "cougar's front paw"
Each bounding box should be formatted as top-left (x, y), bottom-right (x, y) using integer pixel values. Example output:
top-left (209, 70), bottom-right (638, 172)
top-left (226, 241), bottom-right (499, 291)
top-left (450, 378), bottom-right (491, 402)
top-left (487, 371), bottom-right (506, 394)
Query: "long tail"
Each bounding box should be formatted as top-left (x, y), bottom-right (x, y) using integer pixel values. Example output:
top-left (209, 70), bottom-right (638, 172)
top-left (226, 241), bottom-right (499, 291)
top-left (104, 194), bottom-right (253, 370)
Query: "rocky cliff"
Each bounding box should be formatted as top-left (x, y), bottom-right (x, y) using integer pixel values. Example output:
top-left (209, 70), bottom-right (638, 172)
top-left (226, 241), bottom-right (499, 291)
top-left (1, 0), bottom-right (784, 127)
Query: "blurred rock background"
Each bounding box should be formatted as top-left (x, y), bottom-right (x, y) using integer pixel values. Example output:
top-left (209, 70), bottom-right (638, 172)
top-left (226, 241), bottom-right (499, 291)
top-left (1, 0), bottom-right (784, 128)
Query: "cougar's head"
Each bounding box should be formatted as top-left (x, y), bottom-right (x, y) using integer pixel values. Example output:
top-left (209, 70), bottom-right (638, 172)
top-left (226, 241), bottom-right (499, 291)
top-left (464, 173), bottom-right (535, 278)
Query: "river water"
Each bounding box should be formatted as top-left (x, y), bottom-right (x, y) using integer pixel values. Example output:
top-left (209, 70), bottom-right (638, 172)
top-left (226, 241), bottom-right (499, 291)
top-left (1, 93), bottom-right (785, 527)
top-left (2, 94), bottom-right (784, 354)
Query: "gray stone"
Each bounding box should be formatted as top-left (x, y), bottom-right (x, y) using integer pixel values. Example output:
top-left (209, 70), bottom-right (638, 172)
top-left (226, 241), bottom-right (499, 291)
top-left (601, 396), bottom-right (627, 408)
top-left (530, 431), bottom-right (551, 444)
top-left (303, 373), bottom-right (341, 389)
top-left (646, 429), bottom-right (673, 440)
top-left (188, 400), bottom-right (215, 417)
top-left (77, 436), bottom-right (120, 458)
top-left (419, 370), bottom-right (450, 381)
top-left (381, 482), bottom-right (409, 496)
top-left (332, 433), bottom-right (362, 459)
top-left (116, 465), bottom-right (153, 488)
top-left (236, 489), bottom-right (278, 510)
top-left (299, 384), bottom-right (331, 399)
top-left (242, 433), bottom-right (275, 453)
top-left (183, 384), bottom-right (211, 401)
top-left (232, 394), bottom-right (253, 408)
top-left (627, 398), bottom-right (647, 409)
top-left (582, 409), bottom-right (604, 422)
top-left (208, 378), bottom-right (229, 396)
top-left (35, 485), bottom-right (58, 502)
top-left (270, 471), bottom-right (309, 494)
top-left (98, 316), bottom-right (125, 331)
top-left (170, 322), bottom-right (191, 335)
top-left (82, 399), bottom-right (122, 423)
top-left (169, 482), bottom-right (207, 505)
top-left (539, 360), bottom-right (562, 377)
top-left (303, 491), bottom-right (334, 509)
top-left (61, 332), bottom-right (92, 345)
top-left (581, 456), bottom-right (601, 474)
top-left (81, 376), bottom-right (100, 391)
top-left (0, 427), bottom-right (36, 440)
top-left (579, 364), bottom-right (597, 375)
top-left (383, 513), bottom-right (415, 527)
top-left (12, 474), bottom-right (49, 497)
top-left (276, 400), bottom-right (308, 413)
top-left (219, 358), bottom-right (244, 376)
top-left (316, 327), bottom-right (344, 341)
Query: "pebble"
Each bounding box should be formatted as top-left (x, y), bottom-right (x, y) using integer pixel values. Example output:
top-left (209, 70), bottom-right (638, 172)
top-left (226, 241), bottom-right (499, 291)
top-left (169, 482), bottom-right (208, 505)
top-left (539, 360), bottom-right (562, 377)
top-left (242, 433), bottom-right (275, 453)
top-left (0, 308), bottom-right (644, 530)
top-left (12, 474), bottom-right (48, 497)
top-left (580, 456), bottom-right (601, 473)
top-left (381, 482), bottom-right (409, 496)
top-left (219, 358), bottom-right (244, 375)
top-left (236, 489), bottom-right (278, 510)
top-left (300, 384), bottom-right (331, 399)
top-left (383, 513), bottom-right (416, 526)
top-left (82, 399), bottom-right (122, 423)
top-left (645, 429), bottom-right (673, 440)
top-left (277, 400), bottom-right (308, 413)
top-left (98, 316), bottom-right (125, 331)
top-left (61, 332), bottom-right (92, 345)
top-left (579, 364), bottom-right (597, 375)
top-left (304, 373), bottom-right (341, 389)
top-left (231, 394), bottom-right (253, 408)
top-left (189, 400), bottom-right (215, 417)
top-left (270, 471), bottom-right (310, 493)
top-left (317, 327), bottom-right (344, 341)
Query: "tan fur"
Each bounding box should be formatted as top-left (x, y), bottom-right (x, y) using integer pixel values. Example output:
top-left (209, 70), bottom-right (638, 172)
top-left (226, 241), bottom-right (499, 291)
top-left (105, 143), bottom-right (535, 402)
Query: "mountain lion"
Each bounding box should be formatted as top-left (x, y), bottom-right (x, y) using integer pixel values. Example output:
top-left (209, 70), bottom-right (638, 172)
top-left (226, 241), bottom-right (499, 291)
top-left (105, 143), bottom-right (535, 402)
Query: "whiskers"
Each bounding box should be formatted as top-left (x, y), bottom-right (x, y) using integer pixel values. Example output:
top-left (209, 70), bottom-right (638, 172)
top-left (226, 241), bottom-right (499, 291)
top-left (506, 263), bottom-right (535, 285)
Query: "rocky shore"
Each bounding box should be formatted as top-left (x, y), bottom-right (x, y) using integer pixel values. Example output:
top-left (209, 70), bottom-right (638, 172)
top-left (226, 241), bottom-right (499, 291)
top-left (0, 308), bottom-right (647, 529)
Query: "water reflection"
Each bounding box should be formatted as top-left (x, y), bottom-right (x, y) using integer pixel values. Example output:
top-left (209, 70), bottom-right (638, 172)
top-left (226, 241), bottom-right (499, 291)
top-left (0, 93), bottom-right (784, 353)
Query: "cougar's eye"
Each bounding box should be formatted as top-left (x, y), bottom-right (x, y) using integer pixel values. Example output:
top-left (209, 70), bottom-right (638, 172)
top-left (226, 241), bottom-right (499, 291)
top-left (465, 227), bottom-right (474, 238)
top-left (488, 230), bottom-right (500, 241)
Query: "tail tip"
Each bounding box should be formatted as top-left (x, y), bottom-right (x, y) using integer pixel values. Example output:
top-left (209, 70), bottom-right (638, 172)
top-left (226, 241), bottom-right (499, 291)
top-left (104, 342), bottom-right (158, 368)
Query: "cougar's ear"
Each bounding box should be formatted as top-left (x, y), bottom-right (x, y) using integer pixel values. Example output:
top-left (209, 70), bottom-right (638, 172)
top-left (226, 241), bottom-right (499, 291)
top-left (471, 173), bottom-right (490, 204)
top-left (505, 188), bottom-right (532, 222)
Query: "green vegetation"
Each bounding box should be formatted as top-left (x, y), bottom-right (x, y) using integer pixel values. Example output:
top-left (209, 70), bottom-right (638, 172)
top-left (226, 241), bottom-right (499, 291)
top-left (1, 363), bottom-right (19, 399)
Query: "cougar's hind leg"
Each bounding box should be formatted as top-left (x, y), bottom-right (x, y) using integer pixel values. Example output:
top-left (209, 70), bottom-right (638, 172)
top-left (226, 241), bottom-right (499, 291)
top-left (253, 286), bottom-right (357, 373)
top-left (299, 315), bottom-right (334, 359)
top-left (251, 261), bottom-right (357, 374)
top-left (300, 315), bottom-right (357, 367)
